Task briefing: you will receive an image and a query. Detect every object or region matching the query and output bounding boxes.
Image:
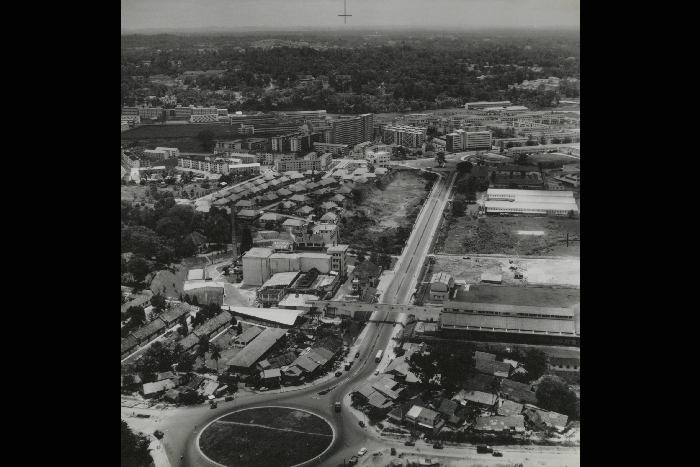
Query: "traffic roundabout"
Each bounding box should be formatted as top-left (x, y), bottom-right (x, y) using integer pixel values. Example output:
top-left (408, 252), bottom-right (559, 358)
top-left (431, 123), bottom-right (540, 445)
top-left (197, 406), bottom-right (335, 467)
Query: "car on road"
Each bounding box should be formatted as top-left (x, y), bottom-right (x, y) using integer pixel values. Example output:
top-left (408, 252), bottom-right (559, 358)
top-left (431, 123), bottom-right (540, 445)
top-left (259, 387), bottom-right (268, 392)
top-left (492, 451), bottom-right (503, 457)
top-left (476, 445), bottom-right (493, 454)
top-left (404, 441), bottom-right (415, 446)
top-left (374, 370), bottom-right (379, 375)
top-left (335, 371), bottom-right (342, 377)
top-left (359, 421), bottom-right (365, 427)
top-left (347, 456), bottom-right (358, 466)
top-left (358, 448), bottom-right (367, 456)
top-left (433, 443), bottom-right (443, 449)
top-left (209, 402), bottom-right (217, 409)
top-left (355, 351), bottom-right (360, 358)
top-left (224, 395), bottom-right (234, 401)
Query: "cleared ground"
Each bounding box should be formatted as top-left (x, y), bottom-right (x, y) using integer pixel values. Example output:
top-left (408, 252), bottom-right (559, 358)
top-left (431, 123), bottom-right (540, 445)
top-left (438, 216), bottom-right (580, 258)
top-left (121, 123), bottom-right (244, 153)
top-left (431, 255), bottom-right (580, 288)
top-left (199, 408), bottom-right (332, 467)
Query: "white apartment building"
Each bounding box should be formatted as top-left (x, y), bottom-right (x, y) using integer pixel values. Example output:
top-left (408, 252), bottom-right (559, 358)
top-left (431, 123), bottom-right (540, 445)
top-left (365, 151), bottom-right (390, 168)
top-left (383, 125), bottom-right (427, 148)
top-left (154, 147), bottom-right (179, 159)
top-left (191, 106), bottom-right (218, 116)
top-left (190, 115), bottom-right (218, 123)
top-left (143, 149), bottom-right (167, 160)
top-left (312, 142), bottom-right (350, 158)
top-left (274, 152), bottom-right (331, 172)
top-left (465, 131), bottom-right (493, 150)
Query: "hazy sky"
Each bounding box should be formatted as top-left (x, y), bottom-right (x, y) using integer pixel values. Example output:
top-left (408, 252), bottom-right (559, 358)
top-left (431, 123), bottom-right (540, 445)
top-left (121, 0), bottom-right (580, 31)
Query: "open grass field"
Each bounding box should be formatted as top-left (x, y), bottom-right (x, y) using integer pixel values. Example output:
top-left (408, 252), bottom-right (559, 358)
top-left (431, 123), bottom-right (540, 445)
top-left (149, 256), bottom-right (210, 299)
top-left (528, 153), bottom-right (580, 164)
top-left (121, 123), bottom-right (244, 153)
top-left (200, 408), bottom-right (332, 467)
top-left (432, 254), bottom-right (580, 288)
top-left (438, 216), bottom-right (580, 258)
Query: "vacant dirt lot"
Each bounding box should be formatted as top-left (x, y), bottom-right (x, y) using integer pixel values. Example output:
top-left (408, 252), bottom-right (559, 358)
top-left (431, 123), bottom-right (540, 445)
top-left (438, 216), bottom-right (580, 258)
top-left (432, 255), bottom-right (580, 288)
top-left (348, 170), bottom-right (427, 232)
top-left (454, 284), bottom-right (580, 308)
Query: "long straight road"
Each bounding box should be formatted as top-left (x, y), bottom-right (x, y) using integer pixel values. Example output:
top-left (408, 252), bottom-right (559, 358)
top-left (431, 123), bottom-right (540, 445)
top-left (128, 167), bottom-right (577, 467)
top-left (382, 170), bottom-right (457, 305)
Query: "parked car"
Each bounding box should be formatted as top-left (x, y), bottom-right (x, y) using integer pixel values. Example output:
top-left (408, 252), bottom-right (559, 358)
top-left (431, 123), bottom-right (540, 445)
top-left (335, 371), bottom-right (342, 377)
top-left (347, 456), bottom-right (358, 466)
top-left (374, 370), bottom-right (379, 376)
top-left (492, 451), bottom-right (503, 457)
top-left (433, 443), bottom-right (443, 449)
top-left (259, 387), bottom-right (268, 392)
top-left (476, 445), bottom-right (493, 454)
top-left (404, 441), bottom-right (415, 446)
top-left (355, 352), bottom-right (360, 358)
top-left (224, 395), bottom-right (234, 402)
top-left (359, 421), bottom-right (365, 427)
top-left (209, 402), bottom-right (217, 409)
top-left (358, 448), bottom-right (367, 456)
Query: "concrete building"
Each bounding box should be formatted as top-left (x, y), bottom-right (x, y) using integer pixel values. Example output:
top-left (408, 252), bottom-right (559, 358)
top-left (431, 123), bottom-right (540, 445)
top-left (465, 131), bottom-right (492, 150)
top-left (312, 142), bottom-right (350, 158)
top-left (274, 152), bottom-right (332, 172)
top-left (464, 101), bottom-right (512, 110)
top-left (330, 114), bottom-right (374, 146)
top-left (484, 200), bottom-right (578, 216)
top-left (382, 125), bottom-right (427, 148)
top-left (429, 272), bottom-right (455, 301)
top-left (241, 246), bottom-right (349, 286)
top-left (365, 151), bottom-right (391, 167)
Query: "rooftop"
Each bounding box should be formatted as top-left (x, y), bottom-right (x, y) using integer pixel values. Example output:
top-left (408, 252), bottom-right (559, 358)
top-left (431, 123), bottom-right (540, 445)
top-left (223, 305), bottom-right (306, 327)
top-left (224, 327), bottom-right (288, 368)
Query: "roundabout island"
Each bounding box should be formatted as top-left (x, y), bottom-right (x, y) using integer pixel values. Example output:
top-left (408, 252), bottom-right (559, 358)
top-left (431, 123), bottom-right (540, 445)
top-left (197, 407), bottom-right (335, 467)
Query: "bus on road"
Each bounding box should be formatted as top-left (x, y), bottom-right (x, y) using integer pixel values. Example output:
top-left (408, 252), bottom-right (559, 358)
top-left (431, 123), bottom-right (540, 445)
top-left (375, 350), bottom-right (383, 363)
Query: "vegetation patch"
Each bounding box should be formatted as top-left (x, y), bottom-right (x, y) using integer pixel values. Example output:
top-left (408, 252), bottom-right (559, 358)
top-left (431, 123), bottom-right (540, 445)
top-left (200, 408), bottom-right (333, 467)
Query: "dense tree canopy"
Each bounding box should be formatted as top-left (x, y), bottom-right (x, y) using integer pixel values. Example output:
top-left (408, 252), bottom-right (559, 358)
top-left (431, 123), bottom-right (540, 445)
top-left (407, 341), bottom-right (477, 392)
top-left (121, 420), bottom-right (152, 467)
top-left (535, 376), bottom-right (579, 417)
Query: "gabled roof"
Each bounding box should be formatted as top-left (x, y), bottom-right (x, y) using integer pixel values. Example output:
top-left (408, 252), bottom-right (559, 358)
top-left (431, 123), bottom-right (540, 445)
top-left (296, 206), bottom-right (313, 215)
top-left (474, 359), bottom-right (512, 377)
top-left (283, 218), bottom-right (307, 227)
top-left (437, 398), bottom-right (458, 416)
top-left (474, 415), bottom-right (525, 432)
top-left (352, 261), bottom-right (382, 280)
top-left (474, 351), bottom-right (497, 361)
top-left (225, 327), bottom-right (288, 368)
top-left (142, 379), bottom-right (175, 395)
top-left (498, 399), bottom-right (524, 417)
top-left (320, 212), bottom-right (337, 221)
top-left (131, 318), bottom-right (166, 340)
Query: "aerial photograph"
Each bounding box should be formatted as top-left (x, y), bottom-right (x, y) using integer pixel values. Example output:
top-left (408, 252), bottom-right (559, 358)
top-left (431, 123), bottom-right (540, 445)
top-left (120, 1), bottom-right (580, 467)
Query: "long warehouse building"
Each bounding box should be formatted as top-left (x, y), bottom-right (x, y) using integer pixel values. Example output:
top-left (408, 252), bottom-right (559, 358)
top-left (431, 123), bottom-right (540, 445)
top-left (485, 188), bottom-right (578, 216)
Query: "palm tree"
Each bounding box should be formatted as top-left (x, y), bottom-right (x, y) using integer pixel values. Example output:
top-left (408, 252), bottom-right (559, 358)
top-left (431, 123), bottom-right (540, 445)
top-left (210, 343), bottom-right (222, 374)
top-left (197, 335), bottom-right (210, 370)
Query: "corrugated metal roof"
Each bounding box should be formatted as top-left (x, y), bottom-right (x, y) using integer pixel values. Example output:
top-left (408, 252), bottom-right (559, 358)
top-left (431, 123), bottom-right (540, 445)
top-left (234, 326), bottom-right (263, 343)
top-left (225, 327), bottom-right (288, 368)
top-left (443, 302), bottom-right (574, 318)
top-left (485, 200), bottom-right (579, 212)
top-left (441, 312), bottom-right (576, 334)
top-left (487, 189), bottom-right (573, 197)
top-left (262, 271), bottom-right (301, 288)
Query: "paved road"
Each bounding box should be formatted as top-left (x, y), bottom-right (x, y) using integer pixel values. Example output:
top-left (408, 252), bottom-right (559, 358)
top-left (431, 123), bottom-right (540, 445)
top-left (128, 167), bottom-right (579, 467)
top-left (382, 170), bottom-right (457, 305)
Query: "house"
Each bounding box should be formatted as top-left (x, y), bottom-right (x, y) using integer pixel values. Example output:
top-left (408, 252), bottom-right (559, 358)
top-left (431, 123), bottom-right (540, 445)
top-left (142, 379), bottom-right (176, 398)
top-left (296, 205), bottom-right (314, 216)
top-left (452, 389), bottom-right (497, 409)
top-left (474, 359), bottom-right (513, 378)
top-left (259, 212), bottom-right (282, 226)
top-left (224, 327), bottom-right (288, 373)
top-left (158, 303), bottom-right (192, 327)
top-left (387, 396), bottom-right (425, 424)
top-left (121, 336), bottom-right (139, 357)
top-left (320, 212), bottom-right (338, 223)
top-left (330, 194), bottom-right (346, 204)
top-left (193, 311), bottom-right (232, 339)
top-left (474, 415), bottom-right (526, 433)
top-left (436, 398), bottom-right (459, 417)
top-left (549, 356), bottom-right (580, 372)
top-left (497, 399), bottom-right (524, 417)
top-left (183, 231), bottom-right (208, 253)
top-left (522, 405), bottom-right (569, 432)
top-left (429, 272), bottom-right (454, 301)
top-left (351, 261), bottom-right (383, 298)
top-left (259, 368), bottom-right (282, 387)
top-left (499, 379), bottom-right (537, 404)
top-left (405, 406), bottom-right (441, 430)
top-left (282, 218), bottom-right (308, 235)
top-left (235, 199), bottom-right (257, 211)
top-left (463, 373), bottom-right (498, 393)
top-left (474, 351), bottom-right (496, 361)
top-left (320, 202), bottom-right (338, 210)
top-left (130, 318), bottom-right (166, 344)
top-left (156, 371), bottom-right (176, 382)
top-left (237, 209), bottom-right (261, 221)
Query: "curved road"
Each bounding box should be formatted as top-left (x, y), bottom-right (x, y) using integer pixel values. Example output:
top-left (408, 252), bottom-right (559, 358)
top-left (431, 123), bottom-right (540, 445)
top-left (148, 169), bottom-right (462, 466)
